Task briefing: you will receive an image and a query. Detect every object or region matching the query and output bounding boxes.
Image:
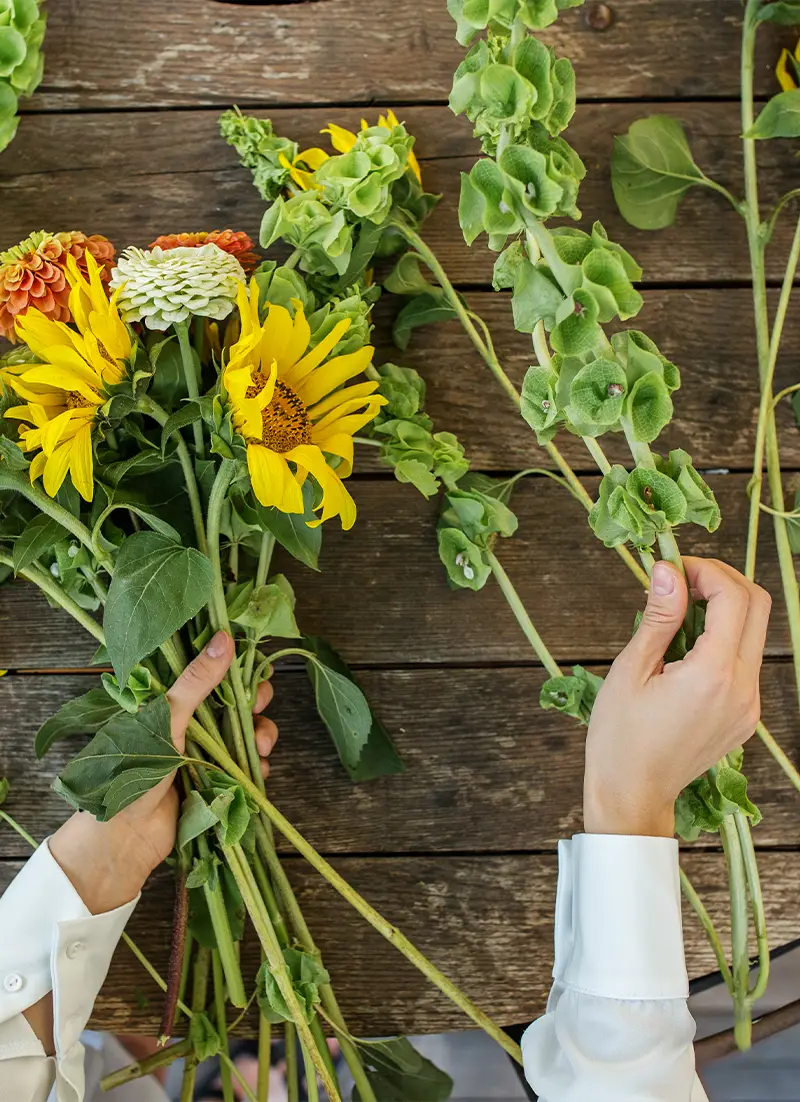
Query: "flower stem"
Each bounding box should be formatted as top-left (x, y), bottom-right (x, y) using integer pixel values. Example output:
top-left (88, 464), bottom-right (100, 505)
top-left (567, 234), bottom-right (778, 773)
top-left (244, 532), bottom-right (275, 685)
top-left (0, 468), bottom-right (105, 566)
top-left (258, 1009), bottom-right (272, 1101)
top-left (0, 554), bottom-right (105, 644)
top-left (212, 950), bottom-right (236, 1102)
top-left (301, 1039), bottom-right (321, 1102)
top-left (735, 807), bottom-right (769, 1004)
top-left (679, 867), bottom-right (733, 992)
top-left (187, 722), bottom-right (523, 1065)
top-left (286, 1023), bottom-right (300, 1102)
top-left (756, 720), bottom-right (800, 794)
top-left (720, 813), bottom-right (753, 1049)
top-left (197, 834), bottom-right (248, 1007)
top-left (0, 808), bottom-right (37, 849)
top-left (487, 551), bottom-right (561, 679)
top-left (175, 320), bottom-right (206, 458)
top-left (100, 1039), bottom-right (192, 1092)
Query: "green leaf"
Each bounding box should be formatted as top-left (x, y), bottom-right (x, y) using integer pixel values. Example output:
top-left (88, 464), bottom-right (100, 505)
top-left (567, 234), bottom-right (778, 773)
top-left (305, 656), bottom-right (373, 770)
top-left (189, 1013), bottom-right (222, 1062)
top-left (393, 293), bottom-right (460, 352)
top-left (353, 1036), bottom-right (454, 1102)
top-left (491, 240), bottom-right (526, 291)
top-left (178, 791), bottom-right (220, 850)
top-left (566, 358), bottom-right (627, 435)
top-left (392, 457), bottom-right (441, 498)
top-left (303, 636), bottom-right (405, 782)
top-left (758, 1), bottom-right (800, 23)
top-left (520, 364), bottom-right (562, 444)
top-left (53, 696), bottom-right (180, 820)
top-left (186, 855), bottom-right (216, 890)
top-left (160, 402), bottom-right (202, 457)
top-left (550, 288), bottom-right (602, 356)
top-left (611, 116), bottom-right (708, 231)
top-left (747, 88), bottom-right (800, 139)
top-left (189, 864), bottom-right (245, 947)
top-left (656, 449), bottom-right (721, 533)
top-left (437, 527), bottom-right (491, 590)
top-left (13, 514), bottom-right (67, 574)
top-left (256, 948), bottom-right (330, 1025)
top-left (0, 435), bottom-right (29, 470)
top-left (626, 371), bottom-right (674, 443)
top-left (104, 531), bottom-right (214, 686)
top-left (384, 253), bottom-right (437, 296)
top-left (511, 260), bottom-right (565, 333)
top-left (627, 467), bottom-right (687, 525)
top-left (209, 784), bottom-right (252, 847)
top-left (0, 777), bottom-right (9, 806)
top-left (540, 665), bottom-right (604, 725)
top-left (229, 575), bottom-right (300, 640)
top-left (34, 689), bottom-right (124, 759)
top-left (254, 482), bottom-right (321, 571)
top-left (100, 666), bottom-right (153, 715)
top-left (787, 488), bottom-right (800, 554)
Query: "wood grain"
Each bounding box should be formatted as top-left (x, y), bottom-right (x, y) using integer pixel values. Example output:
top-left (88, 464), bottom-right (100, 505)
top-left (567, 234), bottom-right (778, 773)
top-left (1, 665), bottom-right (799, 858)
top-left (22, 0), bottom-right (791, 111)
top-left (1, 850), bottom-right (796, 1036)
top-left (0, 474), bottom-right (796, 670)
top-left (4, 103), bottom-right (800, 284)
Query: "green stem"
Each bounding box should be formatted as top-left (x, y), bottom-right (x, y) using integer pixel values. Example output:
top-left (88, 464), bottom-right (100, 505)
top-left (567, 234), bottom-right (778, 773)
top-left (301, 1039), bottom-right (320, 1102)
top-left (244, 532), bottom-right (276, 685)
top-left (286, 1023), bottom-right (300, 1102)
top-left (100, 1039), bottom-right (192, 1092)
top-left (0, 554), bottom-right (105, 644)
top-left (310, 1016), bottom-right (339, 1094)
top-left (0, 468), bottom-right (105, 565)
top-left (756, 720), bottom-right (800, 794)
top-left (487, 552), bottom-right (561, 679)
top-left (745, 212), bottom-right (800, 579)
top-left (258, 1010), bottom-right (272, 1102)
top-left (679, 867), bottom-right (733, 992)
top-left (212, 951), bottom-right (236, 1102)
top-left (197, 835), bottom-right (248, 1007)
top-left (181, 945), bottom-right (211, 1102)
top-left (222, 1053), bottom-right (260, 1102)
top-left (765, 187), bottom-right (800, 243)
top-left (187, 724), bottom-right (523, 1066)
top-left (581, 435), bottom-right (612, 475)
top-left (0, 809), bottom-right (37, 849)
top-left (720, 813), bottom-right (752, 1050)
top-left (138, 394), bottom-right (208, 555)
top-left (734, 807), bottom-right (769, 1003)
top-left (175, 320), bottom-right (206, 458)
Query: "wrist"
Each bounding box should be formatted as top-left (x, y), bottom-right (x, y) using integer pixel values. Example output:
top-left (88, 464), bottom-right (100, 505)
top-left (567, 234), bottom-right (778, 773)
top-left (50, 813), bottom-right (149, 915)
top-left (583, 781), bottom-right (675, 838)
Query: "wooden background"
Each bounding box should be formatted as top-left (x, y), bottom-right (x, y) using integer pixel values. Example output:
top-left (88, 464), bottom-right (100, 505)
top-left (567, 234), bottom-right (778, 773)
top-left (1, 0), bottom-right (800, 1037)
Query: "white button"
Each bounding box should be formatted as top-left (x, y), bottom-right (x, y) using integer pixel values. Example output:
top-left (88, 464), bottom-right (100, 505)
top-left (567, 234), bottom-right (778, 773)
top-left (3, 973), bottom-right (23, 993)
top-left (66, 941), bottom-right (86, 960)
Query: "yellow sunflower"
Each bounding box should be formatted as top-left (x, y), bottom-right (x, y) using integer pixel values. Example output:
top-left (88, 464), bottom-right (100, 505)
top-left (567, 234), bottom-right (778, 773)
top-left (777, 41), bottom-right (800, 92)
top-left (225, 280), bottom-right (385, 530)
top-left (1, 252), bottom-right (131, 501)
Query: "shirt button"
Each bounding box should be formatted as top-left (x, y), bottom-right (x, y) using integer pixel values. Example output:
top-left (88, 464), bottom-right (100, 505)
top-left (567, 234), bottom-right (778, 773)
top-left (3, 973), bottom-right (23, 993)
top-left (66, 941), bottom-right (86, 960)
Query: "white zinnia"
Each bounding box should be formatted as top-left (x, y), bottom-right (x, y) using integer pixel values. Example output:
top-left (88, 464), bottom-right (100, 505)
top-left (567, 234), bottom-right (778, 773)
top-left (109, 244), bottom-right (247, 330)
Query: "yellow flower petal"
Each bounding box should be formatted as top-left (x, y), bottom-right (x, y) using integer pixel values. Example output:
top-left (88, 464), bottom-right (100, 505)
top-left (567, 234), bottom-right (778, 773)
top-left (28, 449), bottom-right (47, 486)
top-left (21, 362), bottom-right (102, 404)
top-left (298, 147), bottom-right (329, 171)
top-left (14, 310), bottom-right (75, 356)
top-left (297, 346), bottom-right (375, 407)
top-left (277, 300), bottom-right (312, 372)
top-left (247, 444), bottom-right (304, 513)
top-left (262, 304), bottom-right (294, 364)
top-left (307, 380), bottom-right (381, 423)
top-left (285, 443), bottom-right (356, 529)
top-left (69, 423), bottom-right (94, 502)
top-left (313, 402), bottom-right (385, 442)
top-left (313, 431), bottom-right (354, 477)
top-left (281, 318), bottom-right (351, 389)
top-left (777, 47), bottom-right (797, 92)
top-left (40, 408), bottom-right (78, 457)
top-left (321, 123), bottom-right (358, 154)
top-left (42, 440), bottom-right (72, 498)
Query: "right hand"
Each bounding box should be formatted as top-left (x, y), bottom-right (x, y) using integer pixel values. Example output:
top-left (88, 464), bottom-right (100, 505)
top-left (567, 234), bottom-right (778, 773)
top-left (584, 557), bottom-right (771, 838)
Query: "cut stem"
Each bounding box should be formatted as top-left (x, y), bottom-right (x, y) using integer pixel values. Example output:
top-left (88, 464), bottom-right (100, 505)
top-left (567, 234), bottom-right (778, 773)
top-left (679, 867), bottom-right (733, 992)
top-left (175, 320), bottom-right (206, 458)
top-left (213, 950), bottom-right (236, 1102)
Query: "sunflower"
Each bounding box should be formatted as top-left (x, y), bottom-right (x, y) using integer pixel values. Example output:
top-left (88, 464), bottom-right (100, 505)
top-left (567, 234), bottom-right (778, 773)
top-left (225, 280), bottom-right (385, 529)
top-left (1, 252), bottom-right (131, 501)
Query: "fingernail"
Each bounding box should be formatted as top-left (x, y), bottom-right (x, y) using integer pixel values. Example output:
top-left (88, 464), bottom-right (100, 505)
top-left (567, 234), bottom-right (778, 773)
top-left (651, 562), bottom-right (675, 596)
top-left (206, 631), bottom-right (227, 659)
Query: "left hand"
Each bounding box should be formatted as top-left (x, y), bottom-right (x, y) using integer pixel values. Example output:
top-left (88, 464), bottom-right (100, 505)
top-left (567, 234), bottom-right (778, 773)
top-left (49, 631), bottom-right (278, 914)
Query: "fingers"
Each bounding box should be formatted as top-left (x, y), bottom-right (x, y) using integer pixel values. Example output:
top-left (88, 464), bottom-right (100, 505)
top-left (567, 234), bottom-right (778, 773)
top-left (253, 679), bottom-right (274, 715)
top-left (254, 715), bottom-right (279, 778)
top-left (616, 560), bottom-right (688, 680)
top-left (166, 631), bottom-right (234, 753)
top-left (683, 558), bottom-right (769, 669)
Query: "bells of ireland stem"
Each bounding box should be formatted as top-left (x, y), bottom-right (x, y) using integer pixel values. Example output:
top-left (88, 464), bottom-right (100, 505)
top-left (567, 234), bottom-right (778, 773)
top-left (0, 0), bottom-right (46, 152)
top-left (219, 109), bottom-right (298, 202)
top-left (448, 0), bottom-right (586, 45)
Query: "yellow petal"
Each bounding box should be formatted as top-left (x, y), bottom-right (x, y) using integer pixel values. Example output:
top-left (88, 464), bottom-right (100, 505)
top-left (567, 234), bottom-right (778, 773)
top-left (307, 379), bottom-right (380, 423)
top-left (277, 301), bottom-right (312, 372)
top-left (313, 402), bottom-right (385, 442)
top-left (247, 445), bottom-right (304, 513)
top-left (281, 318), bottom-right (351, 389)
top-left (297, 346), bottom-right (375, 407)
top-left (21, 361), bottom-right (102, 403)
top-left (262, 304), bottom-right (294, 365)
top-left (69, 423), bottom-right (94, 502)
top-left (285, 443), bottom-right (356, 529)
top-left (298, 147), bottom-right (329, 170)
top-left (14, 310), bottom-right (75, 356)
top-left (28, 449), bottom-right (47, 486)
top-left (777, 48), bottom-right (797, 92)
top-left (314, 432), bottom-right (354, 477)
top-left (40, 408), bottom-right (77, 456)
top-left (321, 123), bottom-right (358, 154)
top-left (42, 440), bottom-right (72, 498)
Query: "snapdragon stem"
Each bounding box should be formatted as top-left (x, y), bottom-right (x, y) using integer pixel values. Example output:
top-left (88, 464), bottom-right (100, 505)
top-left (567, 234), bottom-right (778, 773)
top-left (175, 320), bottom-right (206, 459)
top-left (185, 719), bottom-right (523, 1065)
top-left (486, 552), bottom-right (561, 679)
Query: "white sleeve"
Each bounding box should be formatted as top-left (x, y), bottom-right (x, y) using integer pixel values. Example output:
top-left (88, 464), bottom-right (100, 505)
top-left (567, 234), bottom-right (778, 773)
top-left (522, 834), bottom-right (709, 1102)
top-left (0, 839), bottom-right (138, 1102)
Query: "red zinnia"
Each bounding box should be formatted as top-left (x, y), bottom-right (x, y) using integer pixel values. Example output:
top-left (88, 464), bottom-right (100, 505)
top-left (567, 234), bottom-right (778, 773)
top-left (148, 230), bottom-right (260, 275)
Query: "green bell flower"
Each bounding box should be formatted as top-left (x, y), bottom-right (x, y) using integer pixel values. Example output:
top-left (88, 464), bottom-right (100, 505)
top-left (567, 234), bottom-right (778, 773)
top-left (307, 282), bottom-right (377, 357)
top-left (252, 260), bottom-right (316, 317)
top-left (374, 363), bottom-right (427, 422)
top-left (220, 109), bottom-right (298, 202)
top-left (0, 0), bottom-right (46, 152)
top-left (260, 193), bottom-right (355, 278)
top-left (315, 124), bottom-right (415, 225)
top-left (448, 0), bottom-right (586, 46)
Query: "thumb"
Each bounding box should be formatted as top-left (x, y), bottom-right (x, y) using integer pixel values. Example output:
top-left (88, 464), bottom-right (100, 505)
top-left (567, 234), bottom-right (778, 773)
top-left (620, 561), bottom-right (688, 679)
top-left (167, 630), bottom-right (234, 751)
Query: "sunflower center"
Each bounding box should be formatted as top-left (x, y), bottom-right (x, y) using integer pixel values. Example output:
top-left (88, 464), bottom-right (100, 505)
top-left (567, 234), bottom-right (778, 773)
top-left (66, 391), bottom-right (92, 410)
top-left (248, 376), bottom-right (313, 454)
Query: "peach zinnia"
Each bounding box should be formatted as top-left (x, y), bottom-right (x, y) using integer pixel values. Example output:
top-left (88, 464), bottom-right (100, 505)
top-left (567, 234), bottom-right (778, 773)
top-left (148, 230), bottom-right (260, 275)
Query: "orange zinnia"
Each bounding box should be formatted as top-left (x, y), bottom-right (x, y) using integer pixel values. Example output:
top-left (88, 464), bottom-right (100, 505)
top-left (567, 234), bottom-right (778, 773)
top-left (148, 230), bottom-right (261, 275)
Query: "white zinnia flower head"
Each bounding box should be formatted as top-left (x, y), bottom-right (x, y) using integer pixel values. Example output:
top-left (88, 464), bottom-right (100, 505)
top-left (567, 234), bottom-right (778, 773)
top-left (109, 244), bottom-right (247, 330)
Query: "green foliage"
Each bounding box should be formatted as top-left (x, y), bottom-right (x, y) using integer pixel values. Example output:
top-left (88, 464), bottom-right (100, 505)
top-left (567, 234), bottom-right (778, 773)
top-left (12, 513), bottom-right (65, 573)
top-left (757, 0), bottom-right (800, 22)
top-left (261, 194), bottom-right (355, 278)
top-left (189, 864), bottom-right (245, 947)
top-left (253, 261), bottom-right (316, 317)
top-left (189, 1013), bottom-right (222, 1062)
top-left (0, 0), bottom-right (46, 152)
top-left (227, 574), bottom-right (301, 640)
top-left (674, 758), bottom-right (762, 842)
top-left (104, 531), bottom-right (214, 687)
top-left (219, 109), bottom-right (297, 201)
top-left (304, 636), bottom-right (406, 781)
top-left (655, 449), bottom-right (721, 532)
top-left (393, 294), bottom-right (461, 351)
top-left (746, 88), bottom-right (800, 139)
top-left (447, 0), bottom-right (585, 46)
top-left (250, 482), bottom-right (322, 572)
top-left (540, 665), bottom-right (603, 724)
top-left (53, 696), bottom-right (181, 820)
top-left (589, 464), bottom-right (679, 549)
top-left (0, 777), bottom-right (8, 806)
top-left (437, 474), bottom-right (519, 589)
top-left (375, 417), bottom-right (469, 498)
top-left (438, 527), bottom-right (492, 589)
top-left (353, 1035), bottom-right (454, 1102)
top-left (33, 689), bottom-right (124, 759)
top-left (520, 364), bottom-right (561, 443)
top-left (611, 116), bottom-right (712, 230)
top-left (256, 948), bottom-right (330, 1024)
top-left (305, 653), bottom-right (373, 770)
top-left (375, 362), bottom-right (427, 422)
top-left (100, 665), bottom-right (154, 714)
top-left (315, 123), bottom-right (417, 224)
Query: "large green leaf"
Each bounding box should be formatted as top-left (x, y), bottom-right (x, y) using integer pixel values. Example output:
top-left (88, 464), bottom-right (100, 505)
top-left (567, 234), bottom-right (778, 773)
top-left (611, 116), bottom-right (708, 230)
top-left (758, 0), bottom-right (800, 22)
top-left (393, 293), bottom-right (460, 351)
top-left (254, 482), bottom-right (322, 571)
top-left (304, 636), bottom-right (405, 781)
top-left (34, 688), bottom-right (124, 759)
top-left (353, 1036), bottom-right (454, 1102)
top-left (13, 514), bottom-right (67, 574)
top-left (229, 575), bottom-right (300, 640)
top-left (305, 653), bottom-right (372, 770)
top-left (256, 948), bottom-right (330, 1025)
top-left (104, 531), bottom-right (214, 686)
top-left (746, 88), bottom-right (800, 139)
top-left (53, 696), bottom-right (180, 820)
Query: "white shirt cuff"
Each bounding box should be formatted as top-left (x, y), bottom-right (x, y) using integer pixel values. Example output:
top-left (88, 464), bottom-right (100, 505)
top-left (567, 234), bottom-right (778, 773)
top-left (558, 834), bottom-right (688, 1000)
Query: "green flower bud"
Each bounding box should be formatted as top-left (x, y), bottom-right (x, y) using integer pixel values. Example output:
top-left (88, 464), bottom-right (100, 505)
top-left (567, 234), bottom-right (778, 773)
top-left (253, 261), bottom-right (316, 317)
top-left (315, 124), bottom-right (415, 224)
top-left (307, 282), bottom-right (377, 357)
top-left (438, 527), bottom-right (491, 590)
top-left (220, 110), bottom-right (297, 202)
top-left (440, 486), bottom-right (518, 545)
top-left (260, 193), bottom-right (355, 278)
top-left (375, 363), bottom-right (427, 421)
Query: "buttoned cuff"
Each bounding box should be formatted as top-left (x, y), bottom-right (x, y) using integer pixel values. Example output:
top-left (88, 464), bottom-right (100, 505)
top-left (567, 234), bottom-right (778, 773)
top-left (557, 834), bottom-right (688, 1000)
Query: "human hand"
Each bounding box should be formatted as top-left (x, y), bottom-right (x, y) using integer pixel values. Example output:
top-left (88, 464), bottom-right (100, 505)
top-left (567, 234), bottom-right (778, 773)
top-left (584, 558), bottom-right (771, 838)
top-left (49, 631), bottom-right (279, 914)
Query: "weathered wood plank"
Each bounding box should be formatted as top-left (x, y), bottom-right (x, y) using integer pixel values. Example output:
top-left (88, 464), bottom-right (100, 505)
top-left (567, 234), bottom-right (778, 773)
top-left (2, 850), bottom-right (797, 1035)
top-left (1, 665), bottom-right (799, 857)
top-left (24, 0), bottom-right (790, 110)
top-left (0, 474), bottom-right (796, 669)
top-left (3, 103), bottom-right (799, 284)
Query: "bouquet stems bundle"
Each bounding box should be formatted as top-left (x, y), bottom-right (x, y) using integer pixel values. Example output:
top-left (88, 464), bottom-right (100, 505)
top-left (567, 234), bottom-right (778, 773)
top-left (222, 0), bottom-right (800, 1052)
top-left (0, 230), bottom-right (521, 1100)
